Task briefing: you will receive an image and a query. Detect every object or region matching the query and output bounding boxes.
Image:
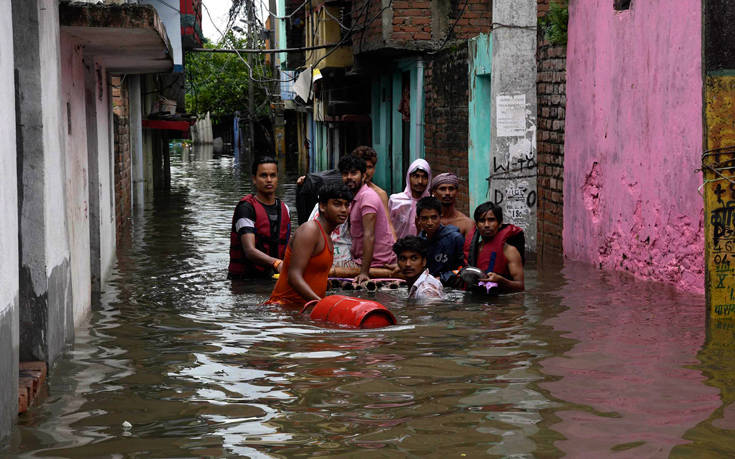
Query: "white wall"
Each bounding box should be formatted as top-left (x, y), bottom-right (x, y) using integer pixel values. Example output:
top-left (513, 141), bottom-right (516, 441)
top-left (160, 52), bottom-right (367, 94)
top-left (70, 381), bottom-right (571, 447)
top-left (489, 0), bottom-right (538, 252)
top-left (60, 33), bottom-right (92, 326)
top-left (39, 0), bottom-right (72, 275)
top-left (96, 64), bottom-right (117, 286)
top-left (143, 0), bottom-right (183, 69)
top-left (0, 0), bottom-right (18, 315)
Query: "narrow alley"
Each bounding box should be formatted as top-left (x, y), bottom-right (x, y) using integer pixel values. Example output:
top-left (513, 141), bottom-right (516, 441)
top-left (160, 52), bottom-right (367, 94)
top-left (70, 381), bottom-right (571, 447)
top-left (3, 149), bottom-right (734, 456)
top-left (2, 0), bottom-right (735, 456)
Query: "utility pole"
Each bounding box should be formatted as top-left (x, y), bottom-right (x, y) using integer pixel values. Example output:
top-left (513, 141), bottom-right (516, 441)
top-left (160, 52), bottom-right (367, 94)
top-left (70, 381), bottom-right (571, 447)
top-left (247, 0), bottom-right (255, 161)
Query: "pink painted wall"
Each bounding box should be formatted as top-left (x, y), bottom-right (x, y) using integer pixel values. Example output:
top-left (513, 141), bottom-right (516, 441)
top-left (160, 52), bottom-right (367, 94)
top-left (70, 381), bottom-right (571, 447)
top-left (564, 0), bottom-right (704, 292)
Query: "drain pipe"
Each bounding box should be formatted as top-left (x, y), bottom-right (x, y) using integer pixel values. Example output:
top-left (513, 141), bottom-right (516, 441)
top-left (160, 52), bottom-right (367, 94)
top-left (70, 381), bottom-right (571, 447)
top-left (414, 58), bottom-right (424, 161)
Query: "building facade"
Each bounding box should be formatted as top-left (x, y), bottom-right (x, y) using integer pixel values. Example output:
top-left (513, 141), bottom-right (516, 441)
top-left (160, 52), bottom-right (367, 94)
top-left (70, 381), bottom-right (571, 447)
top-left (1, 0), bottom-right (200, 441)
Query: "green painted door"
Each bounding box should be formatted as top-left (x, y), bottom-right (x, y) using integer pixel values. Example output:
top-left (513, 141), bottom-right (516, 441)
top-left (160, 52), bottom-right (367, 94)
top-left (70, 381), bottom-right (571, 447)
top-left (468, 34), bottom-right (492, 212)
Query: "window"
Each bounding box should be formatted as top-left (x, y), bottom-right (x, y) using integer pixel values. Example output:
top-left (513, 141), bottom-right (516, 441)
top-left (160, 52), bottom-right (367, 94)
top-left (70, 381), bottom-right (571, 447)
top-left (614, 0), bottom-right (632, 10)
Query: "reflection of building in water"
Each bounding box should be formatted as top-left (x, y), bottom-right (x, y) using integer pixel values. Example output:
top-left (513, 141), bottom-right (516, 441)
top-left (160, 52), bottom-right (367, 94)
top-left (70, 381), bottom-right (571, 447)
top-left (539, 263), bottom-right (720, 457)
top-left (672, 320), bottom-right (735, 455)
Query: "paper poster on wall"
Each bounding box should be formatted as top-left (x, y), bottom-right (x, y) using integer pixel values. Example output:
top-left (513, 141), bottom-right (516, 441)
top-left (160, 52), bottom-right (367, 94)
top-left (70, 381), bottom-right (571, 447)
top-left (496, 94), bottom-right (526, 137)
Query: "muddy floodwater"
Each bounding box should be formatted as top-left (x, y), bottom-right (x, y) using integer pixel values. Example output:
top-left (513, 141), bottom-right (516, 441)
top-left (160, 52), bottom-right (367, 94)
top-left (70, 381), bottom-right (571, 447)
top-left (4, 147), bottom-right (735, 458)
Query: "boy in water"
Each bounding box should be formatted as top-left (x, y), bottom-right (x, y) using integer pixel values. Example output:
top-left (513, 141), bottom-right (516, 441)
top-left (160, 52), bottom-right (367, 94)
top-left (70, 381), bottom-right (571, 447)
top-left (267, 184), bottom-right (352, 307)
top-left (464, 202), bottom-right (525, 292)
top-left (393, 236), bottom-right (445, 300)
top-left (415, 197), bottom-right (465, 285)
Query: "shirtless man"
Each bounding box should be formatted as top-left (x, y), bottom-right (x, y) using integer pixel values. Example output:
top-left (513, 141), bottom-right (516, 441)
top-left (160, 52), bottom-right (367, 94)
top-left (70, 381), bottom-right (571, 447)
top-left (267, 184), bottom-right (352, 306)
top-left (430, 172), bottom-right (474, 239)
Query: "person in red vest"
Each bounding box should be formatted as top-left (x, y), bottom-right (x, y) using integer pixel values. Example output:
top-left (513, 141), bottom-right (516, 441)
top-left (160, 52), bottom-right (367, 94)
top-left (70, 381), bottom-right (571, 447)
top-left (228, 157), bottom-right (291, 279)
top-left (464, 202), bottom-right (525, 292)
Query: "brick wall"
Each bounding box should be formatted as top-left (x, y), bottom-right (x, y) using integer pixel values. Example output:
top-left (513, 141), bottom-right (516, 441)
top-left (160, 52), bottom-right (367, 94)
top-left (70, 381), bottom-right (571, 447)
top-left (111, 76), bottom-right (131, 246)
top-left (424, 43), bottom-right (470, 215)
top-left (391, 0), bottom-right (433, 42)
top-left (451, 0), bottom-right (492, 39)
top-left (536, 29), bottom-right (566, 263)
top-left (351, 0), bottom-right (386, 52)
top-left (352, 0), bottom-right (492, 53)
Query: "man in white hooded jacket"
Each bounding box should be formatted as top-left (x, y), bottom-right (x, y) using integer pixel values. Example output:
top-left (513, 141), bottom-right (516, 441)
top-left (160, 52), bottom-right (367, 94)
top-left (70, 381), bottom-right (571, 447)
top-left (388, 159), bottom-right (433, 240)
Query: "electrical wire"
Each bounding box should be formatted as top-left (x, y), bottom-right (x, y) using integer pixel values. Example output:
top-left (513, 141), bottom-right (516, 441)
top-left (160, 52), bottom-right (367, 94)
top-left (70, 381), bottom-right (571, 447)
top-left (428, 0), bottom-right (470, 54)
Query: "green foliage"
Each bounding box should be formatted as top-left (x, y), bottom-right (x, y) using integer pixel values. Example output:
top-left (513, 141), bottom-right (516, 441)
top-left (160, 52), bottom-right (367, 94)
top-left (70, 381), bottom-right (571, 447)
top-left (539, 1), bottom-right (568, 46)
top-left (185, 33), bottom-right (272, 119)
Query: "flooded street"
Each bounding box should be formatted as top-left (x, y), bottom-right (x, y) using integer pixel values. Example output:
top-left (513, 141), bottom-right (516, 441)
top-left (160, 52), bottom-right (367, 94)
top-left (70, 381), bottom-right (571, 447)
top-left (4, 148), bottom-right (735, 457)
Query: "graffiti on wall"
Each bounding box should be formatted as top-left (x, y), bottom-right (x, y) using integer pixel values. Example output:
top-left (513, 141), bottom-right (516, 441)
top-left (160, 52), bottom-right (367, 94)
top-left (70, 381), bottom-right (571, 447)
top-left (704, 76), bottom-right (735, 321)
top-left (489, 112), bottom-right (537, 233)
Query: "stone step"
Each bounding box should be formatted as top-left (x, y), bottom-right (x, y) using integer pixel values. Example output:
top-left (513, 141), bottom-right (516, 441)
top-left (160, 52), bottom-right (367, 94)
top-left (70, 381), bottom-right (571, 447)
top-left (17, 361), bottom-right (47, 415)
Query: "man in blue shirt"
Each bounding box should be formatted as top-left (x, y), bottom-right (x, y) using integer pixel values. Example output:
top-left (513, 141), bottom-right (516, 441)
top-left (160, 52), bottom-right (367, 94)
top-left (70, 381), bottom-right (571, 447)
top-left (415, 197), bottom-right (465, 286)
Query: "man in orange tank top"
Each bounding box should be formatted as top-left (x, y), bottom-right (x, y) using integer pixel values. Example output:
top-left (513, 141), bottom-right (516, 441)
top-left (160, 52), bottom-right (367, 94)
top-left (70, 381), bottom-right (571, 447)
top-left (267, 184), bottom-right (353, 307)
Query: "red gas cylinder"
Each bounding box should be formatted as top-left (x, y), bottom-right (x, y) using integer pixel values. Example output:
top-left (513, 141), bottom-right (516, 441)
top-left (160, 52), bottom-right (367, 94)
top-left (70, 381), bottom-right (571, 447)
top-left (302, 295), bottom-right (396, 329)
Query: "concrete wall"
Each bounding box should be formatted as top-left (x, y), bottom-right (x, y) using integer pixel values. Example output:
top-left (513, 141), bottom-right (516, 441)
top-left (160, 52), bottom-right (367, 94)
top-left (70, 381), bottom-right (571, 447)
top-left (14, 0), bottom-right (74, 363)
top-left (489, 0), bottom-right (538, 252)
top-left (0, 0), bottom-right (19, 441)
top-left (564, 0), bottom-right (704, 292)
top-left (84, 57), bottom-right (116, 293)
top-left (142, 0), bottom-right (183, 71)
top-left (97, 63), bottom-right (117, 290)
top-left (60, 33), bottom-right (92, 327)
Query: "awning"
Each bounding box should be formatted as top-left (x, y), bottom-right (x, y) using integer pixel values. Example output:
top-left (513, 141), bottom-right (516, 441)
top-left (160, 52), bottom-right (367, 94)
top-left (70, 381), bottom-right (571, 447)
top-left (142, 120), bottom-right (192, 132)
top-left (59, 3), bottom-right (173, 73)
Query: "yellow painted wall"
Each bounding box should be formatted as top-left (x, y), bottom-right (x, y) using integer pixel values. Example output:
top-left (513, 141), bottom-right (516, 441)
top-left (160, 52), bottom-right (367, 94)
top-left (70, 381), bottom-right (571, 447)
top-left (703, 75), bottom-right (735, 322)
top-left (305, 5), bottom-right (352, 69)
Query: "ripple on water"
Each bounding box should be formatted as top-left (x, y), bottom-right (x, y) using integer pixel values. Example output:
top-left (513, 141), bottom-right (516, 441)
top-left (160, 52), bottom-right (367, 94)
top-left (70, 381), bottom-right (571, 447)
top-left (6, 151), bottom-right (735, 457)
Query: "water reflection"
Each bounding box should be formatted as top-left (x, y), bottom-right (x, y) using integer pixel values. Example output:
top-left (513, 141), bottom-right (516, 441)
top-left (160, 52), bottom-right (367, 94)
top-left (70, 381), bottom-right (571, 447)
top-left (539, 263), bottom-right (724, 456)
top-left (3, 147), bottom-right (734, 457)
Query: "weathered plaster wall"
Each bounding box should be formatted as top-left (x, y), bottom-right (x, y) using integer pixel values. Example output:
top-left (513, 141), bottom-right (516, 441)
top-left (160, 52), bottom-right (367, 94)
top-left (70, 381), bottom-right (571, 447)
top-left (702, 0), bottom-right (735, 318)
top-left (97, 63), bottom-right (117, 288)
top-left (84, 56), bottom-right (116, 293)
top-left (14, 0), bottom-right (73, 363)
top-left (564, 0), bottom-right (703, 292)
top-left (40, 0), bottom-right (74, 352)
top-left (60, 33), bottom-right (92, 327)
top-left (41, 0), bottom-right (71, 276)
top-left (0, 0), bottom-right (19, 441)
top-left (490, 0), bottom-right (538, 252)
top-left (468, 33), bottom-right (492, 213)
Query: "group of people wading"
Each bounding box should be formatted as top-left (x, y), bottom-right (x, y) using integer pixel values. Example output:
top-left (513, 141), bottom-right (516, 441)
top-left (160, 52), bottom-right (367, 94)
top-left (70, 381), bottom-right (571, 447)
top-left (229, 147), bottom-right (525, 307)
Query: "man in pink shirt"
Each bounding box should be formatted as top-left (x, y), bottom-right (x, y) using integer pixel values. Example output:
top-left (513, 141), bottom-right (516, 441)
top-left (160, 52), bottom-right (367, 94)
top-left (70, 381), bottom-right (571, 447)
top-left (338, 155), bottom-right (397, 284)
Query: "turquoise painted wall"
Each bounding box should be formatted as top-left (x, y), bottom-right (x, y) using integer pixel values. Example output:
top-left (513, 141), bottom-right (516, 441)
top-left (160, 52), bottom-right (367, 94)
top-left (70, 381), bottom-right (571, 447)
top-left (390, 71), bottom-right (403, 193)
top-left (369, 59), bottom-right (426, 194)
top-left (468, 34), bottom-right (492, 213)
top-left (276, 0), bottom-right (287, 66)
top-left (371, 75), bottom-right (391, 191)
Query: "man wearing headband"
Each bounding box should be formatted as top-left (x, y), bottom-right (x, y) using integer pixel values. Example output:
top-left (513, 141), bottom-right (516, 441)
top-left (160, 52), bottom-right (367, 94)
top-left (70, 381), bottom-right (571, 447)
top-left (430, 172), bottom-right (474, 239)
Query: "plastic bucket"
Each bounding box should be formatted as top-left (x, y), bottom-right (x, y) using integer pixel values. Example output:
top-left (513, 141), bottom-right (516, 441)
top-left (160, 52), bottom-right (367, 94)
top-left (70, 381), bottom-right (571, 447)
top-left (304, 295), bottom-right (396, 329)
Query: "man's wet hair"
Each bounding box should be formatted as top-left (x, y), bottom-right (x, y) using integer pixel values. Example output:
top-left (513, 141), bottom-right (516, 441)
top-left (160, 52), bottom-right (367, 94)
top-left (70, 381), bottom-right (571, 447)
top-left (393, 235), bottom-right (428, 259)
top-left (338, 154), bottom-right (367, 174)
top-left (473, 201), bottom-right (503, 224)
top-left (351, 146), bottom-right (377, 164)
top-left (416, 196), bottom-right (442, 217)
top-left (318, 183), bottom-right (353, 204)
top-left (252, 156), bottom-right (278, 175)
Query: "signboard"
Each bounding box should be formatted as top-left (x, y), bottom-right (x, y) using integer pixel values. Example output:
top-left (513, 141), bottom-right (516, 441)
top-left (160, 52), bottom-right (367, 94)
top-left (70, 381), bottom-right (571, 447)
top-left (496, 94), bottom-right (526, 137)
